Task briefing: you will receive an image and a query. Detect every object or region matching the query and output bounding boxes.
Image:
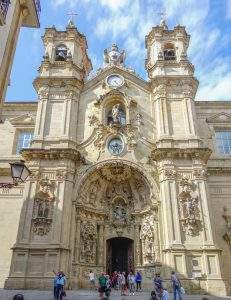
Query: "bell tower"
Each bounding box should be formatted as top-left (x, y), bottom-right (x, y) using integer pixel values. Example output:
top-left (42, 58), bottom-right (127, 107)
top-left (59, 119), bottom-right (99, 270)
top-left (32, 21), bottom-right (92, 148)
top-left (146, 20), bottom-right (199, 146)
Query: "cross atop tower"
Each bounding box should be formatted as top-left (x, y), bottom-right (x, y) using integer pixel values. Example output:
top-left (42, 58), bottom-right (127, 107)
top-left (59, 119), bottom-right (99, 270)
top-left (158, 10), bottom-right (168, 29)
top-left (67, 10), bottom-right (78, 27)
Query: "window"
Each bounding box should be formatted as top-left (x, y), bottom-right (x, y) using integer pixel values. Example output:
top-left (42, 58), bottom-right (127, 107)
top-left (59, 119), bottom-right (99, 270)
top-left (163, 43), bottom-right (176, 61)
top-left (215, 131), bottom-right (231, 154)
top-left (16, 132), bottom-right (33, 154)
top-left (55, 45), bottom-right (67, 61)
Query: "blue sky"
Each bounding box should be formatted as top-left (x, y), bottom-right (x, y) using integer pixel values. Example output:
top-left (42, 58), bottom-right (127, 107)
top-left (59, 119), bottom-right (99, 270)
top-left (6, 0), bottom-right (231, 101)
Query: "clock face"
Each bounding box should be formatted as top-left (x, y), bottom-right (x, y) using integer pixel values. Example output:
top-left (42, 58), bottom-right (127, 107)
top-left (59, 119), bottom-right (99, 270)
top-left (106, 74), bottom-right (124, 88)
top-left (108, 138), bottom-right (124, 155)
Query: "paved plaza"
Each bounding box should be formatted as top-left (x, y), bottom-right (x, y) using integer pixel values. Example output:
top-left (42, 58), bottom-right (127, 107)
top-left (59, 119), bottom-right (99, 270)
top-left (0, 289), bottom-right (230, 300)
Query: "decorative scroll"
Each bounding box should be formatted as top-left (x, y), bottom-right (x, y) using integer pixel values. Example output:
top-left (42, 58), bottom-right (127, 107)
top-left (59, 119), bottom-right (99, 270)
top-left (32, 178), bottom-right (55, 236)
top-left (80, 221), bottom-right (97, 264)
top-left (178, 176), bottom-right (202, 236)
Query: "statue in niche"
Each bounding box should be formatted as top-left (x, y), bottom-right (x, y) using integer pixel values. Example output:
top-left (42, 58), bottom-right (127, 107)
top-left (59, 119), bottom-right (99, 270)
top-left (32, 178), bottom-right (56, 236)
top-left (113, 203), bottom-right (126, 222)
top-left (178, 176), bottom-right (202, 236)
top-left (112, 104), bottom-right (120, 123)
top-left (80, 221), bottom-right (96, 264)
top-left (140, 215), bottom-right (155, 265)
top-left (88, 180), bottom-right (100, 205)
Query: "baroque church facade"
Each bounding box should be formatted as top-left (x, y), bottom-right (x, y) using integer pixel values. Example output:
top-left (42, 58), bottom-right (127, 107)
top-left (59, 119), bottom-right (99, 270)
top-left (0, 19), bottom-right (231, 295)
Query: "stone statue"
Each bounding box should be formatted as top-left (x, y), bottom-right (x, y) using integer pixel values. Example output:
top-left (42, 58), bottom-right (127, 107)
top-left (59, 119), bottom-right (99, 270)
top-left (80, 222), bottom-right (96, 264)
top-left (111, 104), bottom-right (121, 124)
top-left (140, 215), bottom-right (155, 265)
top-left (113, 204), bottom-right (126, 222)
top-left (178, 176), bottom-right (202, 236)
top-left (104, 44), bottom-right (125, 66)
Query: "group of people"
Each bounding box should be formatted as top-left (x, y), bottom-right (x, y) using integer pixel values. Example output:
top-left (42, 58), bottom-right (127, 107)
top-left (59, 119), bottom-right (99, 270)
top-left (89, 269), bottom-right (185, 300)
top-left (89, 270), bottom-right (142, 299)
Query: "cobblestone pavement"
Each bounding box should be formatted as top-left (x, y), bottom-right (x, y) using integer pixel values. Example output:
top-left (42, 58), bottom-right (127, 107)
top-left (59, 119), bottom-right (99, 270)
top-left (0, 289), bottom-right (230, 300)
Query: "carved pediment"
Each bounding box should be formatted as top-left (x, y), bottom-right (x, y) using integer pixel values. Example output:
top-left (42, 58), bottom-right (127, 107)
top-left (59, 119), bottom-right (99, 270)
top-left (8, 114), bottom-right (35, 126)
top-left (206, 113), bottom-right (231, 124)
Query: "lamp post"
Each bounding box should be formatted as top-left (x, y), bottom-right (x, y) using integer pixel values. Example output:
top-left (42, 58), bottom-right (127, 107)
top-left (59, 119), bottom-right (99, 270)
top-left (0, 160), bottom-right (30, 188)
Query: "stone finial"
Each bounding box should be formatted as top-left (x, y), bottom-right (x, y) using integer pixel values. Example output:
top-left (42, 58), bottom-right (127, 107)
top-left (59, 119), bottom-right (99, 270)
top-left (103, 44), bottom-right (126, 67)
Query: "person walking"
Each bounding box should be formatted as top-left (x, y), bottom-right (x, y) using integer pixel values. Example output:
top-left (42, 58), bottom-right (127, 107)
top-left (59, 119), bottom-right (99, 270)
top-left (171, 271), bottom-right (182, 300)
top-left (98, 273), bottom-right (107, 300)
top-left (135, 271), bottom-right (142, 292)
top-left (89, 270), bottom-right (95, 290)
top-left (128, 271), bottom-right (136, 296)
top-left (153, 273), bottom-right (163, 298)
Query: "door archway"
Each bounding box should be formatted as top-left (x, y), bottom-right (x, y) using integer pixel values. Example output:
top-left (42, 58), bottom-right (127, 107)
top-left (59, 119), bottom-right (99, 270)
top-left (106, 237), bottom-right (134, 275)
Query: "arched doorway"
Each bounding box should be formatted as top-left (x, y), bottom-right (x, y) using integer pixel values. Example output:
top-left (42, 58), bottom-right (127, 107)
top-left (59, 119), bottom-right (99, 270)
top-left (106, 237), bottom-right (134, 274)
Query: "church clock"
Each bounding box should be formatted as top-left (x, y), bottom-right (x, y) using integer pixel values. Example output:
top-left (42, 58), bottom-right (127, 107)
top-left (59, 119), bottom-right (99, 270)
top-left (106, 74), bottom-right (124, 88)
top-left (108, 137), bottom-right (124, 155)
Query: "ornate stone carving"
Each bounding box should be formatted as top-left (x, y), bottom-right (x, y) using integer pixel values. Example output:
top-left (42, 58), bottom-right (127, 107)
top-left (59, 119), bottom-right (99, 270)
top-left (80, 221), bottom-right (97, 264)
top-left (178, 176), bottom-right (202, 236)
top-left (100, 163), bottom-right (132, 182)
top-left (222, 207), bottom-right (231, 249)
top-left (140, 215), bottom-right (155, 265)
top-left (89, 114), bottom-right (100, 127)
top-left (103, 44), bottom-right (125, 66)
top-left (32, 178), bottom-right (56, 236)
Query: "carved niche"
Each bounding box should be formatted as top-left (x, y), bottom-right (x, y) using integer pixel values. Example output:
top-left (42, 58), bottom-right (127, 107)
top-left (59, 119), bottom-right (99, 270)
top-left (178, 176), bottom-right (202, 236)
top-left (32, 178), bottom-right (56, 236)
top-left (140, 215), bottom-right (155, 265)
top-left (80, 221), bottom-right (97, 264)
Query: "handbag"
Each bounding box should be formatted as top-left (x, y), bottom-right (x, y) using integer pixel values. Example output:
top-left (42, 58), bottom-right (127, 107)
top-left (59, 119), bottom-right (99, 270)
top-left (61, 290), bottom-right (66, 297)
top-left (180, 286), bottom-right (185, 294)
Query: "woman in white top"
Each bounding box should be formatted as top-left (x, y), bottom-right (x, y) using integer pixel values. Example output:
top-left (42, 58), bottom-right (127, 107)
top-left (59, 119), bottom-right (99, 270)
top-left (89, 270), bottom-right (95, 289)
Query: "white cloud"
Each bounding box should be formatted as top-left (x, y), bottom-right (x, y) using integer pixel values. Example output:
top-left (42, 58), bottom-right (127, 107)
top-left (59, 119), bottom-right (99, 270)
top-left (99, 0), bottom-right (129, 11)
top-left (197, 72), bottom-right (231, 101)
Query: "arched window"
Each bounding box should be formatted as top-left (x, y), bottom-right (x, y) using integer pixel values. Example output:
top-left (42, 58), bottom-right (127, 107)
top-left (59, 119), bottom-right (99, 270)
top-left (163, 43), bottom-right (175, 61)
top-left (107, 103), bottom-right (126, 125)
top-left (55, 44), bottom-right (67, 61)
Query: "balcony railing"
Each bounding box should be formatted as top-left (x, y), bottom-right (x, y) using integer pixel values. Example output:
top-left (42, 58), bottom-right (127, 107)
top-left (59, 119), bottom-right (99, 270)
top-left (0, 0), bottom-right (10, 18)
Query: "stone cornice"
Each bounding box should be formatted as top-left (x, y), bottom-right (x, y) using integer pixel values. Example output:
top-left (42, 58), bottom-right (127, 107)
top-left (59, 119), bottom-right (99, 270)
top-left (21, 148), bottom-right (84, 163)
top-left (33, 76), bottom-right (83, 91)
top-left (151, 147), bottom-right (212, 163)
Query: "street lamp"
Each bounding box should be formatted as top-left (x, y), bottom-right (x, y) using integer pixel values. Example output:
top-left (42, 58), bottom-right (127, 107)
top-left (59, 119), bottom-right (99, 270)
top-left (0, 160), bottom-right (30, 188)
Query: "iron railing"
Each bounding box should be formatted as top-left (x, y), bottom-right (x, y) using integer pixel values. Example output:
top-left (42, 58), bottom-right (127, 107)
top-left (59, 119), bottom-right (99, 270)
top-left (0, 0), bottom-right (10, 18)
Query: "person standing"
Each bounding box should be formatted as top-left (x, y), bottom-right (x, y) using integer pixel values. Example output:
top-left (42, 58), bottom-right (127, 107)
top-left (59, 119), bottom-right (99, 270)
top-left (89, 270), bottom-right (95, 290)
top-left (135, 271), bottom-right (142, 292)
top-left (120, 272), bottom-right (126, 296)
top-left (55, 272), bottom-right (66, 300)
top-left (153, 273), bottom-right (163, 298)
top-left (171, 271), bottom-right (182, 300)
top-left (128, 271), bottom-right (136, 296)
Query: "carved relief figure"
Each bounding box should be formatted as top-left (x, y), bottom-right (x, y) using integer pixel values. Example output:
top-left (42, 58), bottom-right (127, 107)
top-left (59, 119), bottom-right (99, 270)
top-left (140, 215), bottom-right (155, 265)
top-left (112, 104), bottom-right (121, 124)
top-left (32, 178), bottom-right (56, 236)
top-left (80, 222), bottom-right (97, 264)
top-left (178, 176), bottom-right (202, 236)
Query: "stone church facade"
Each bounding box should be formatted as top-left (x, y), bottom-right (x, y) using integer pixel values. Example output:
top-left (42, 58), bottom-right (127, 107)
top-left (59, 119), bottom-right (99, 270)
top-left (0, 20), bottom-right (231, 296)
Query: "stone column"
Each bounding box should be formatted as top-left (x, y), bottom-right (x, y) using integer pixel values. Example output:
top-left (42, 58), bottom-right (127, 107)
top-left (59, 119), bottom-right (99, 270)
top-left (98, 223), bottom-right (104, 266)
top-left (134, 223), bottom-right (142, 267)
top-left (74, 218), bottom-right (81, 263)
